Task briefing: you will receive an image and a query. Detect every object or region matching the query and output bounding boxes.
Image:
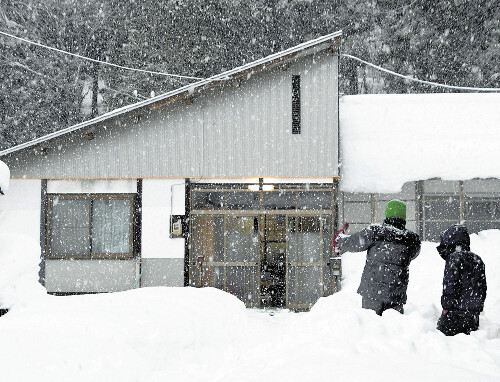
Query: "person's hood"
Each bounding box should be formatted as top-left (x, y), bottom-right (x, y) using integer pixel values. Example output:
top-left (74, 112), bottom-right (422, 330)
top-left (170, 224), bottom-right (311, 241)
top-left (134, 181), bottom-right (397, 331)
top-left (436, 224), bottom-right (470, 260)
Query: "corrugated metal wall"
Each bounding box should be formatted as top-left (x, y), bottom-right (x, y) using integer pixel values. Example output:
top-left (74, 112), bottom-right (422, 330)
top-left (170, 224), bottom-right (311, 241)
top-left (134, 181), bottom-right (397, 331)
top-left (5, 51), bottom-right (338, 179)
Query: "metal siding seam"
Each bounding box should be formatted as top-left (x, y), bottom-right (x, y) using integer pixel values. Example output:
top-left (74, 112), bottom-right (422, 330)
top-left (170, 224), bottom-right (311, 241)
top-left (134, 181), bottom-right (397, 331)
top-left (204, 99), bottom-right (212, 177)
top-left (316, 56), bottom-right (326, 173)
top-left (214, 93), bottom-right (223, 176)
top-left (226, 88), bottom-right (234, 177)
top-left (234, 86), bottom-right (243, 177)
top-left (267, 74), bottom-right (274, 176)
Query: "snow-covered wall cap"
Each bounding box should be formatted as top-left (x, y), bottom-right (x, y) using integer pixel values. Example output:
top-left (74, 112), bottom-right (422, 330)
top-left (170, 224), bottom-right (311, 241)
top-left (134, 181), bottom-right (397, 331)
top-left (339, 93), bottom-right (500, 193)
top-left (0, 160), bottom-right (10, 194)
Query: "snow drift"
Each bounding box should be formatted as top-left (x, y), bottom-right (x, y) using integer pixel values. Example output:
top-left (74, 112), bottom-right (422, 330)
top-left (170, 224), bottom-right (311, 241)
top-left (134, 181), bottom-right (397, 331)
top-left (0, 230), bottom-right (499, 381)
top-left (0, 233), bottom-right (45, 309)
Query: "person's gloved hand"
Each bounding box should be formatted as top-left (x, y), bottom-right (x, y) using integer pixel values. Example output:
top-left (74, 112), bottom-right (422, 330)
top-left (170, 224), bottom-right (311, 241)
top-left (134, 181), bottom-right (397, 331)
top-left (332, 222), bottom-right (349, 253)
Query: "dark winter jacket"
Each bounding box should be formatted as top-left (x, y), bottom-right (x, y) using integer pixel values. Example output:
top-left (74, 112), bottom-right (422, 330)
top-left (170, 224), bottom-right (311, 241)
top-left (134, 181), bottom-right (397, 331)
top-left (437, 225), bottom-right (487, 314)
top-left (336, 218), bottom-right (421, 304)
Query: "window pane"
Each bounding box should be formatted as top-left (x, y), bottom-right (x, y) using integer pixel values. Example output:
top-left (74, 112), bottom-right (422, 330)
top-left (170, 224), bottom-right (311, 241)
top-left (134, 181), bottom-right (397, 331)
top-left (297, 217), bottom-right (321, 262)
top-left (192, 191), bottom-right (224, 209)
top-left (321, 217), bottom-right (332, 261)
top-left (287, 267), bottom-right (296, 304)
top-left (296, 266), bottom-right (322, 304)
top-left (225, 191), bottom-right (260, 210)
top-left (226, 216), bottom-right (258, 262)
top-left (297, 191), bottom-right (331, 209)
top-left (92, 199), bottom-right (131, 254)
top-left (192, 216), bottom-right (224, 263)
top-left (213, 217), bottom-right (225, 262)
top-left (287, 217), bottom-right (321, 262)
top-left (213, 266), bottom-right (224, 290)
top-left (226, 266), bottom-right (258, 305)
top-left (262, 191), bottom-right (296, 210)
top-left (49, 227), bottom-right (90, 256)
top-left (49, 199), bottom-right (90, 256)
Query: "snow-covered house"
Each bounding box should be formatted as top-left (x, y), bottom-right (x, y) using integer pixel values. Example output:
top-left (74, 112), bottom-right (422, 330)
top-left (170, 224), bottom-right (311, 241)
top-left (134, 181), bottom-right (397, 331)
top-left (0, 31), bottom-right (342, 310)
top-left (1, 28), bottom-right (499, 311)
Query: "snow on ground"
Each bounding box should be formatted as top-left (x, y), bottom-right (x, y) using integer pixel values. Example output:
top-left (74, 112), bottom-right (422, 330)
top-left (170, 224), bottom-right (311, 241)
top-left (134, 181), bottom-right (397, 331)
top-left (0, 160), bottom-right (9, 194)
top-left (0, 234), bottom-right (45, 309)
top-left (0, 231), bottom-right (499, 382)
top-left (339, 93), bottom-right (500, 193)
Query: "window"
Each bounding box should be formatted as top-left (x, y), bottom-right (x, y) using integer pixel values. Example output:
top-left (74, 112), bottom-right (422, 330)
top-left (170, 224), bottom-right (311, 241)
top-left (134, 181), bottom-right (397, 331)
top-left (191, 187), bottom-right (334, 211)
top-left (292, 75), bottom-right (301, 134)
top-left (46, 194), bottom-right (136, 259)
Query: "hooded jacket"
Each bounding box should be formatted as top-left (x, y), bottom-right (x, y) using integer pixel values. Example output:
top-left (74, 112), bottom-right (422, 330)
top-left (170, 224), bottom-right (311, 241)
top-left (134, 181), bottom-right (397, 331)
top-left (336, 218), bottom-right (421, 304)
top-left (437, 225), bottom-right (487, 314)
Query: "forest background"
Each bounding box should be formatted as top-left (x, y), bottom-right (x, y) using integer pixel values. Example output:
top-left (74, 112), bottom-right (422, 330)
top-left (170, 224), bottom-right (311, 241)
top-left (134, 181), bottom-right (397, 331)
top-left (0, 0), bottom-right (498, 150)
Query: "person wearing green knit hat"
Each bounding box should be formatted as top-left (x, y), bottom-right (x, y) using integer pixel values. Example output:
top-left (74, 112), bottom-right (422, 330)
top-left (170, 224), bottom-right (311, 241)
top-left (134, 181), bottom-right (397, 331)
top-left (335, 199), bottom-right (421, 316)
top-left (385, 199), bottom-right (406, 221)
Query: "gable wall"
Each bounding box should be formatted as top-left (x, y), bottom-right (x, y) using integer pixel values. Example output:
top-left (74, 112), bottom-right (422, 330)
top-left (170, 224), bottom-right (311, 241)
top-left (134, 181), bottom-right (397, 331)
top-left (4, 50), bottom-right (338, 179)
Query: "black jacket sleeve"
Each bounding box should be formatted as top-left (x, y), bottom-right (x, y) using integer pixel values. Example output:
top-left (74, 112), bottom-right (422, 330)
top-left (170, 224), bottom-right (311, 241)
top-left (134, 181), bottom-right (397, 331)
top-left (441, 254), bottom-right (461, 310)
top-left (336, 226), bottom-right (374, 255)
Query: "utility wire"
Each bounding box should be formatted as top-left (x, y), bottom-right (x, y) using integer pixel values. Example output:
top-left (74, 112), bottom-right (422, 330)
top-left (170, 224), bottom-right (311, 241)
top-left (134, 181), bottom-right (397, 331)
top-left (2, 30), bottom-right (498, 92)
top-left (342, 53), bottom-right (500, 92)
top-left (0, 30), bottom-right (204, 80)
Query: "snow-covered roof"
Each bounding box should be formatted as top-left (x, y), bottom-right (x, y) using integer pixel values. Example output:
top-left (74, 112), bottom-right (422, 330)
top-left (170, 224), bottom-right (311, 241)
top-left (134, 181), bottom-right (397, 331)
top-left (0, 30), bottom-right (342, 157)
top-left (339, 93), bottom-right (500, 193)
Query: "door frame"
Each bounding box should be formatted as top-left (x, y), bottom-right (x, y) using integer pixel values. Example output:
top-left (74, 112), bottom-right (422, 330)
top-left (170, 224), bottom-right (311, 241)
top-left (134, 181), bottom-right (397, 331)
top-left (186, 182), bottom-right (338, 309)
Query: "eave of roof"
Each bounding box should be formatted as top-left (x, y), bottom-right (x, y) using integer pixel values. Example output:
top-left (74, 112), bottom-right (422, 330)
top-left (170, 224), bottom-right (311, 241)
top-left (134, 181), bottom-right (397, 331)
top-left (0, 30), bottom-right (342, 157)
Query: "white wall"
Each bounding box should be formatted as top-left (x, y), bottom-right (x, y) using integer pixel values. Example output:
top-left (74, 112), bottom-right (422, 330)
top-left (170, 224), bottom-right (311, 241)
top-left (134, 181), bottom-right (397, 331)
top-left (0, 179), bottom-right (41, 240)
top-left (45, 259), bottom-right (138, 293)
top-left (141, 179), bottom-right (185, 259)
top-left (47, 179), bottom-right (137, 193)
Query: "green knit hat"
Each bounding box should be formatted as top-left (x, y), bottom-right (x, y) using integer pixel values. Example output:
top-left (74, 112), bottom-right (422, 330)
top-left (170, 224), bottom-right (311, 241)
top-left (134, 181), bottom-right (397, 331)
top-left (385, 200), bottom-right (406, 220)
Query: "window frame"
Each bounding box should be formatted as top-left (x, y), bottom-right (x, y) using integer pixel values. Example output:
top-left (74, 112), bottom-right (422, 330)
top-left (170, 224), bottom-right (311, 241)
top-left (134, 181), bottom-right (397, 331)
top-left (46, 193), bottom-right (137, 260)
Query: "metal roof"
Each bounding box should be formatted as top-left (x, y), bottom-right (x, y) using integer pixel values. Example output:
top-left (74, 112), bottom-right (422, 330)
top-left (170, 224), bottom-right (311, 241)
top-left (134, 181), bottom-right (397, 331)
top-left (0, 30), bottom-right (342, 157)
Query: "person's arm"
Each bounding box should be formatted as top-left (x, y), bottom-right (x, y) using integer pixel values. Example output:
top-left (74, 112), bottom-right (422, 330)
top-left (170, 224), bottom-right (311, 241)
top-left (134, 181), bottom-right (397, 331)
top-left (441, 254), bottom-right (461, 311)
top-left (479, 261), bottom-right (487, 310)
top-left (410, 235), bottom-right (421, 261)
top-left (335, 226), bottom-right (374, 255)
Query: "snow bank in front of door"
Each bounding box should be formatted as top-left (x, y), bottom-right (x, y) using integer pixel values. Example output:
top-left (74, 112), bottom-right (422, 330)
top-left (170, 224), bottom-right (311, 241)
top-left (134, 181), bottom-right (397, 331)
top-left (339, 93), bottom-right (500, 193)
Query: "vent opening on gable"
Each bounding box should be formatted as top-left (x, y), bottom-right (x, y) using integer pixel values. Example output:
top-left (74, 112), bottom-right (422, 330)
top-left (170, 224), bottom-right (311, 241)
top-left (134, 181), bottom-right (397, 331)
top-left (292, 75), bottom-right (301, 134)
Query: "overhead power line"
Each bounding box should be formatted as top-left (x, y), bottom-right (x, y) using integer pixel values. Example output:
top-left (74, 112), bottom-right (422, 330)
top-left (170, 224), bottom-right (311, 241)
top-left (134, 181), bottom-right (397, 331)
top-left (0, 30), bottom-right (204, 80)
top-left (1, 30), bottom-right (497, 92)
top-left (342, 53), bottom-right (500, 92)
